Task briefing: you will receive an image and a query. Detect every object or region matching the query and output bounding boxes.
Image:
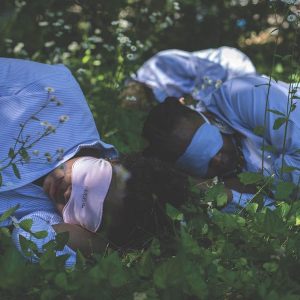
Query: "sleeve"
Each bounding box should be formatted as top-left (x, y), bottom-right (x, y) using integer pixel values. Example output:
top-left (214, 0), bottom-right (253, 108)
top-left (135, 49), bottom-right (227, 102)
top-left (205, 76), bottom-right (300, 185)
top-left (222, 190), bottom-right (275, 213)
top-left (11, 211), bottom-right (76, 268)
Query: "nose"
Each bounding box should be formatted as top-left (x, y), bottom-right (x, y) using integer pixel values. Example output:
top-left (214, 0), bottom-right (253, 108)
top-left (64, 186), bottom-right (72, 203)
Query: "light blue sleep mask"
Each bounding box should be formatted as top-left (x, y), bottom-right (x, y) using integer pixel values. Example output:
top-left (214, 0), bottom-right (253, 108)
top-left (175, 112), bottom-right (223, 177)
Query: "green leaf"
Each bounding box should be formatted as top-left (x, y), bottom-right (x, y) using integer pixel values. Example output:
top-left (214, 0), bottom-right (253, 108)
top-left (166, 203), bottom-right (184, 221)
top-left (275, 181), bottom-right (294, 200)
top-left (281, 165), bottom-right (299, 173)
top-left (8, 148), bottom-right (15, 158)
top-left (253, 125), bottom-right (265, 137)
top-left (216, 193), bottom-right (228, 207)
top-left (20, 149), bottom-right (30, 161)
top-left (263, 262), bottom-right (278, 273)
top-left (54, 273), bottom-right (68, 289)
top-left (267, 109), bottom-right (285, 116)
top-left (238, 172), bottom-right (264, 185)
top-left (260, 145), bottom-right (276, 153)
top-left (55, 231), bottom-right (70, 251)
top-left (12, 163), bottom-right (21, 179)
top-left (0, 204), bottom-right (20, 222)
top-left (19, 235), bottom-right (38, 257)
top-left (31, 115), bottom-right (40, 121)
top-left (263, 209), bottom-right (284, 235)
top-left (245, 203), bottom-right (259, 214)
top-left (273, 117), bottom-right (287, 130)
top-left (32, 230), bottom-right (48, 239)
top-left (19, 219), bottom-right (33, 233)
top-left (0, 172), bottom-right (2, 187)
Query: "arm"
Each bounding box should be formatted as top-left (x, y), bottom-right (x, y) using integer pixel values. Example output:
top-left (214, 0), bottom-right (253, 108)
top-left (52, 223), bottom-right (109, 257)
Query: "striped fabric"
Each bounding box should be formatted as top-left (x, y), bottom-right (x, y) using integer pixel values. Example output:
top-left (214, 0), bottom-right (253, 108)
top-left (0, 57), bottom-right (117, 192)
top-left (134, 46), bottom-right (256, 102)
top-left (0, 57), bottom-right (118, 266)
top-left (12, 211), bottom-right (76, 268)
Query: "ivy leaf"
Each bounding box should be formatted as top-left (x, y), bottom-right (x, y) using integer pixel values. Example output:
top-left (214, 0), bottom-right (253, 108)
top-left (12, 163), bottom-right (21, 179)
top-left (273, 117), bottom-right (287, 130)
top-left (0, 204), bottom-right (20, 222)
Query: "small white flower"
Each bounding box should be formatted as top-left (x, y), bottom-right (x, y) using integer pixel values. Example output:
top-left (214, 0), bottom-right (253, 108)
top-left (45, 87), bottom-right (55, 93)
top-left (287, 14), bottom-right (297, 22)
top-left (59, 115), bottom-right (69, 123)
top-left (56, 148), bottom-right (64, 153)
top-left (32, 150), bottom-right (40, 156)
top-left (46, 125), bottom-right (56, 133)
top-left (40, 121), bottom-right (50, 126)
top-left (215, 80), bottom-right (223, 88)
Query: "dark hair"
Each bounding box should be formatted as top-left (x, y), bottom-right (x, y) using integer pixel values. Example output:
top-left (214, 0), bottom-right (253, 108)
top-left (106, 153), bottom-right (189, 249)
top-left (142, 97), bottom-right (202, 162)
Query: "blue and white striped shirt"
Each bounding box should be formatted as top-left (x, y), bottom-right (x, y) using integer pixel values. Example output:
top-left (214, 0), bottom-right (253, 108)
top-left (0, 57), bottom-right (118, 266)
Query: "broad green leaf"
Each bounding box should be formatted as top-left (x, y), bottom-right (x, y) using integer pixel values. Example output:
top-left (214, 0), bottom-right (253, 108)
top-left (32, 230), bottom-right (48, 239)
top-left (216, 193), bottom-right (228, 207)
top-left (180, 227), bottom-right (201, 255)
top-left (54, 273), bottom-right (68, 289)
top-left (245, 203), bottom-right (259, 214)
top-left (19, 219), bottom-right (33, 233)
top-left (263, 209), bottom-right (284, 234)
top-left (273, 117), bottom-right (287, 130)
top-left (238, 172), bottom-right (264, 185)
top-left (295, 210), bottom-right (300, 226)
top-left (12, 163), bottom-right (21, 179)
top-left (55, 231), bottom-right (70, 251)
top-left (0, 204), bottom-right (20, 222)
top-left (263, 262), bottom-right (278, 273)
top-left (166, 203), bottom-right (184, 221)
top-left (19, 235), bottom-right (38, 257)
top-left (275, 181), bottom-right (294, 200)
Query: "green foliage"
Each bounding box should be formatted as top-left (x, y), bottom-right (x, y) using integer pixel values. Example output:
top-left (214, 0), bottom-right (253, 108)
top-left (1, 0), bottom-right (300, 299)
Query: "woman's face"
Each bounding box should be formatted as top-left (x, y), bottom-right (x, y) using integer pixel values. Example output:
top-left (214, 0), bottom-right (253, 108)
top-left (43, 157), bottom-right (128, 231)
top-left (176, 113), bottom-right (240, 178)
top-left (205, 134), bottom-right (240, 178)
